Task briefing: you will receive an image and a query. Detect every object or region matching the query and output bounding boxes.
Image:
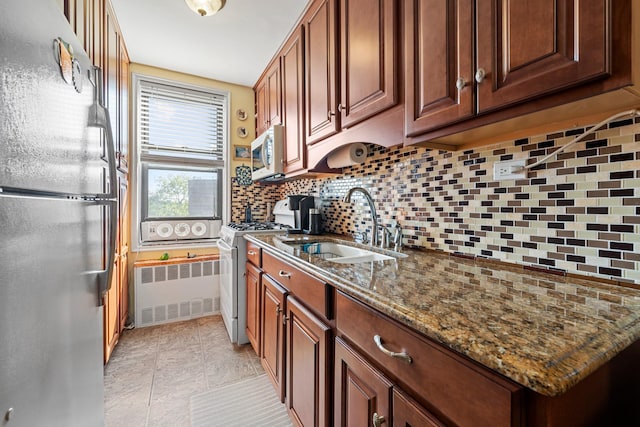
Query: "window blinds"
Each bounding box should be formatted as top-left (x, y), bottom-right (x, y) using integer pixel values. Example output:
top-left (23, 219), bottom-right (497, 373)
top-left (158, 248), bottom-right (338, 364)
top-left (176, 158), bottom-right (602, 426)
top-left (138, 80), bottom-right (226, 166)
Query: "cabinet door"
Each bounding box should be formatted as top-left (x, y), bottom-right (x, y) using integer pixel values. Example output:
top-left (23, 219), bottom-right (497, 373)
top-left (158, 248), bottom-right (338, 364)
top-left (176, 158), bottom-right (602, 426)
top-left (286, 296), bottom-right (331, 427)
top-left (340, 0), bottom-right (398, 128)
top-left (104, 3), bottom-right (119, 146)
top-left (261, 275), bottom-right (288, 402)
top-left (118, 38), bottom-right (129, 173)
top-left (266, 60), bottom-right (282, 128)
top-left (255, 80), bottom-right (268, 136)
top-left (246, 262), bottom-right (262, 356)
top-left (334, 336), bottom-right (392, 427)
top-left (117, 174), bottom-right (129, 332)
top-left (393, 388), bottom-right (444, 427)
top-left (304, 0), bottom-right (339, 145)
top-left (281, 26), bottom-right (306, 174)
top-left (404, 0), bottom-right (474, 136)
top-left (476, 0), bottom-right (611, 113)
top-left (103, 254), bottom-right (119, 363)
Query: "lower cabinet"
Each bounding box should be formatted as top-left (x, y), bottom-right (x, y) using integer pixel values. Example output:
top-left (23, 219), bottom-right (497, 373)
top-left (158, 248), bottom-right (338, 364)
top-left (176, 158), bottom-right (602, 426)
top-left (286, 296), bottom-right (331, 427)
top-left (246, 262), bottom-right (262, 356)
top-left (334, 336), bottom-right (392, 427)
top-left (261, 274), bottom-right (287, 402)
top-left (334, 336), bottom-right (443, 427)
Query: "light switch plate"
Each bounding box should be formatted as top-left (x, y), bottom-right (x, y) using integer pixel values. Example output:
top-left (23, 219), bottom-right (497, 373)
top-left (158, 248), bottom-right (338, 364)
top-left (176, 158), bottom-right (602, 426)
top-left (493, 159), bottom-right (527, 180)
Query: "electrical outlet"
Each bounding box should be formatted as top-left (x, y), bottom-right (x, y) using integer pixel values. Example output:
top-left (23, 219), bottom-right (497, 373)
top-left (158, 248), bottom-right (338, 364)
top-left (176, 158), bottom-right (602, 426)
top-left (493, 159), bottom-right (527, 180)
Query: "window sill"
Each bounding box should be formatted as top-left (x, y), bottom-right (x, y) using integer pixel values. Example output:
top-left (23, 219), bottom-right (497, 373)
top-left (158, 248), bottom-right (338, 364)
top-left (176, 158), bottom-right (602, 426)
top-left (134, 239), bottom-right (220, 253)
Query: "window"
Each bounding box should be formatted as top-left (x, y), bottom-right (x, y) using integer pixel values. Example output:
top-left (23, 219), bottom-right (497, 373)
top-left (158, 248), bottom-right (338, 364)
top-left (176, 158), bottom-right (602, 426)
top-left (134, 76), bottom-right (227, 245)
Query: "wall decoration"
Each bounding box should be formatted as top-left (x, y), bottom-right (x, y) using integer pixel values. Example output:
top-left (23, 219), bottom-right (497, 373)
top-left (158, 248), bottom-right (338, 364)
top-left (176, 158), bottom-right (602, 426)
top-left (237, 127), bottom-right (248, 138)
top-left (236, 108), bottom-right (248, 121)
top-left (233, 144), bottom-right (251, 160)
top-left (235, 164), bottom-right (252, 186)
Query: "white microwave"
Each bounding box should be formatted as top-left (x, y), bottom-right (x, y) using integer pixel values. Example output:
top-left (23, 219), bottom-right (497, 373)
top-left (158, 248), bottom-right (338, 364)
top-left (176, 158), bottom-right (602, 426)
top-left (251, 125), bottom-right (284, 181)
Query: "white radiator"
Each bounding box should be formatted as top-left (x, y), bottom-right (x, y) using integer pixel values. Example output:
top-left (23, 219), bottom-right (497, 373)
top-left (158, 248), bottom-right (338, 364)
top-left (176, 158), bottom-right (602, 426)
top-left (134, 259), bottom-right (220, 327)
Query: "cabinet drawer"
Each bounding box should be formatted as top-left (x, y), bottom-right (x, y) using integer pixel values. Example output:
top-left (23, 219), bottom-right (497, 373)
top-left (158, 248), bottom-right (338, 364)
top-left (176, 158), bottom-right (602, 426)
top-left (246, 241), bottom-right (261, 267)
top-left (336, 291), bottom-right (522, 427)
top-left (263, 251), bottom-right (331, 320)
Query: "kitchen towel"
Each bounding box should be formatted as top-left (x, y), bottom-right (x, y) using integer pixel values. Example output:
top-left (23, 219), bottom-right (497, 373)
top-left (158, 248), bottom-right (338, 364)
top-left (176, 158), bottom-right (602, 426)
top-left (327, 142), bottom-right (367, 168)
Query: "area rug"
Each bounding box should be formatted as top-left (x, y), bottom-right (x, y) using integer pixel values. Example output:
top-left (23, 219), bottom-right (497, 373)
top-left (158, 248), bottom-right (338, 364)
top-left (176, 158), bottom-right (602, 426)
top-left (190, 374), bottom-right (293, 427)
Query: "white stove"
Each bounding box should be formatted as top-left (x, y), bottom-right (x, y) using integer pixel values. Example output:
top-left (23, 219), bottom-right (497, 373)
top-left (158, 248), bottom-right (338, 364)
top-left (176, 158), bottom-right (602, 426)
top-left (217, 220), bottom-right (289, 344)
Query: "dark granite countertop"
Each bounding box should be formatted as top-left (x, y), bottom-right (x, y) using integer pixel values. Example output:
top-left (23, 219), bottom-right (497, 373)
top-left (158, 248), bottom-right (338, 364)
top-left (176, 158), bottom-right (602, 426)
top-left (245, 233), bottom-right (640, 397)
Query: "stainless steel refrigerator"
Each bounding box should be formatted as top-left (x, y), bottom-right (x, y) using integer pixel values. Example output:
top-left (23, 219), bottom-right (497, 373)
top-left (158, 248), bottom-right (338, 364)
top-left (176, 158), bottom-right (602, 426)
top-left (0, 0), bottom-right (117, 425)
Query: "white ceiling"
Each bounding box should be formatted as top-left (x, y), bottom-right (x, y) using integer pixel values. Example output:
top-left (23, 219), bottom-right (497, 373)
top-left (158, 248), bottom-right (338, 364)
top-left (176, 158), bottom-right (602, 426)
top-left (110, 0), bottom-right (309, 87)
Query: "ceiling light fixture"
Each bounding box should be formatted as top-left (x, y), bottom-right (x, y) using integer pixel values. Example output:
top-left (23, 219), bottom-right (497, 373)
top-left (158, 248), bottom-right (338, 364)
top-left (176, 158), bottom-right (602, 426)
top-left (184, 0), bottom-right (226, 17)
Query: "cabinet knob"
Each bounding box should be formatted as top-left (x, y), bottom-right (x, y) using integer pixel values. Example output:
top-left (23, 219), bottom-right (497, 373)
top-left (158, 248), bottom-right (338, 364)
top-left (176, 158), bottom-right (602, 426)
top-left (327, 110), bottom-right (335, 120)
top-left (455, 77), bottom-right (467, 91)
top-left (475, 68), bottom-right (486, 83)
top-left (373, 334), bottom-right (413, 364)
top-left (247, 250), bottom-right (256, 256)
top-left (337, 103), bottom-right (344, 112)
top-left (275, 304), bottom-right (282, 315)
top-left (372, 412), bottom-right (385, 427)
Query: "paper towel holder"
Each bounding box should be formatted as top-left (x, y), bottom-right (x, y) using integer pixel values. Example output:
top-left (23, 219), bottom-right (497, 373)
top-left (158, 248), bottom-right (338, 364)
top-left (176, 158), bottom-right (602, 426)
top-left (326, 142), bottom-right (368, 169)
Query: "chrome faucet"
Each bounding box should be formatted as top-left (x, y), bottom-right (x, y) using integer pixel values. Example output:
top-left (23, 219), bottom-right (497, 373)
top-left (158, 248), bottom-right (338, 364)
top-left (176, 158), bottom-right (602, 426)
top-left (343, 187), bottom-right (379, 247)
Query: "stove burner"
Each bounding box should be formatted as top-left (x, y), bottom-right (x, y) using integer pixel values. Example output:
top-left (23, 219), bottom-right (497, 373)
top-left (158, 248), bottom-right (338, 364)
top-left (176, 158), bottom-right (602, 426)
top-left (227, 222), bottom-right (291, 231)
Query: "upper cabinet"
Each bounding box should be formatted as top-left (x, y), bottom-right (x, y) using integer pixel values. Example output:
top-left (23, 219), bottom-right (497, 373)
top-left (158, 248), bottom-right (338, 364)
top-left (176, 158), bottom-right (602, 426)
top-left (304, 0), bottom-right (339, 145)
top-left (303, 0), bottom-right (400, 144)
top-left (339, 0), bottom-right (398, 128)
top-left (475, 0), bottom-right (610, 113)
top-left (281, 26), bottom-right (307, 175)
top-left (255, 59), bottom-right (282, 137)
top-left (404, 0), bottom-right (474, 135)
top-left (406, 0), bottom-right (635, 147)
top-left (255, 0), bottom-right (636, 166)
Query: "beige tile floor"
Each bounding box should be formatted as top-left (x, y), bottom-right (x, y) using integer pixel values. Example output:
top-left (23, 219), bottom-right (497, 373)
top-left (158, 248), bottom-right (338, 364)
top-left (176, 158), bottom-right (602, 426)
top-left (104, 315), bottom-right (264, 427)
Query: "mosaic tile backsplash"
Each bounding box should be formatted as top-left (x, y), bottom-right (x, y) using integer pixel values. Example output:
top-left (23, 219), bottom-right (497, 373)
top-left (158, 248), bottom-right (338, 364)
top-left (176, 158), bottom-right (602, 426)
top-left (232, 118), bottom-right (640, 284)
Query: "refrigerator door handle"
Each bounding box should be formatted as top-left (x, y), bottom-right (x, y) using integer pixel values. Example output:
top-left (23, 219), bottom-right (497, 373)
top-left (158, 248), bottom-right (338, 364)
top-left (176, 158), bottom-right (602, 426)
top-left (87, 66), bottom-right (118, 301)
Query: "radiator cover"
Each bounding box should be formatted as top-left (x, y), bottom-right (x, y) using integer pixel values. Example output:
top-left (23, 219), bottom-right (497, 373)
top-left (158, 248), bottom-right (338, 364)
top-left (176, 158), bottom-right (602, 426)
top-left (134, 259), bottom-right (220, 327)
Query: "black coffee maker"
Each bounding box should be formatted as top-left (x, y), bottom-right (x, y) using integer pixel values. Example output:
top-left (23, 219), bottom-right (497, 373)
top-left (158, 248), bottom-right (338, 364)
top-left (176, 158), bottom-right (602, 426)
top-left (288, 195), bottom-right (321, 234)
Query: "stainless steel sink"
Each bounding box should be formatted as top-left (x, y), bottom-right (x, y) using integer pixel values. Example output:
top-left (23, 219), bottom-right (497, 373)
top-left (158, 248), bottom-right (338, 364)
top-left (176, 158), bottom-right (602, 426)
top-left (278, 240), bottom-right (406, 264)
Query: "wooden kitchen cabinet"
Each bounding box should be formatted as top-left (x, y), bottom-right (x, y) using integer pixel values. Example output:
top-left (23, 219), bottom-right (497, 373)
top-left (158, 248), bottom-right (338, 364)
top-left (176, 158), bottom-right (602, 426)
top-left (117, 173), bottom-right (129, 332)
top-left (255, 59), bottom-right (282, 137)
top-left (334, 336), bottom-right (393, 427)
top-left (64, 0), bottom-right (130, 364)
top-left (393, 388), bottom-right (444, 427)
top-left (404, 0), bottom-right (474, 135)
top-left (339, 0), bottom-right (398, 128)
top-left (261, 274), bottom-right (288, 403)
top-left (259, 250), bottom-right (333, 425)
top-left (303, 0), bottom-right (400, 143)
top-left (336, 291), bottom-right (523, 427)
top-left (475, 0), bottom-right (610, 113)
top-left (303, 0), bottom-right (339, 145)
top-left (281, 26), bottom-right (307, 175)
top-left (405, 0), bottom-right (632, 144)
top-left (246, 261), bottom-right (262, 356)
top-left (286, 296), bottom-right (332, 427)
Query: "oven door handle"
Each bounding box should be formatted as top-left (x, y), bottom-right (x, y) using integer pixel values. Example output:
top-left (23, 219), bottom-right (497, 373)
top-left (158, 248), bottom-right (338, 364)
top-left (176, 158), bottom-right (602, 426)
top-left (216, 238), bottom-right (234, 252)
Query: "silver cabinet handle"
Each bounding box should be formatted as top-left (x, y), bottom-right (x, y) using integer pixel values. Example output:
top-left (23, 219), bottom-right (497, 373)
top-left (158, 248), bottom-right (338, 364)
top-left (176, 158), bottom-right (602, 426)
top-left (248, 250), bottom-right (256, 256)
top-left (279, 270), bottom-right (291, 278)
top-left (475, 68), bottom-right (486, 83)
top-left (337, 103), bottom-right (344, 112)
top-left (276, 304), bottom-right (282, 315)
top-left (327, 110), bottom-right (335, 120)
top-left (372, 412), bottom-right (385, 427)
top-left (456, 77), bottom-right (467, 91)
top-left (373, 335), bottom-right (412, 364)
